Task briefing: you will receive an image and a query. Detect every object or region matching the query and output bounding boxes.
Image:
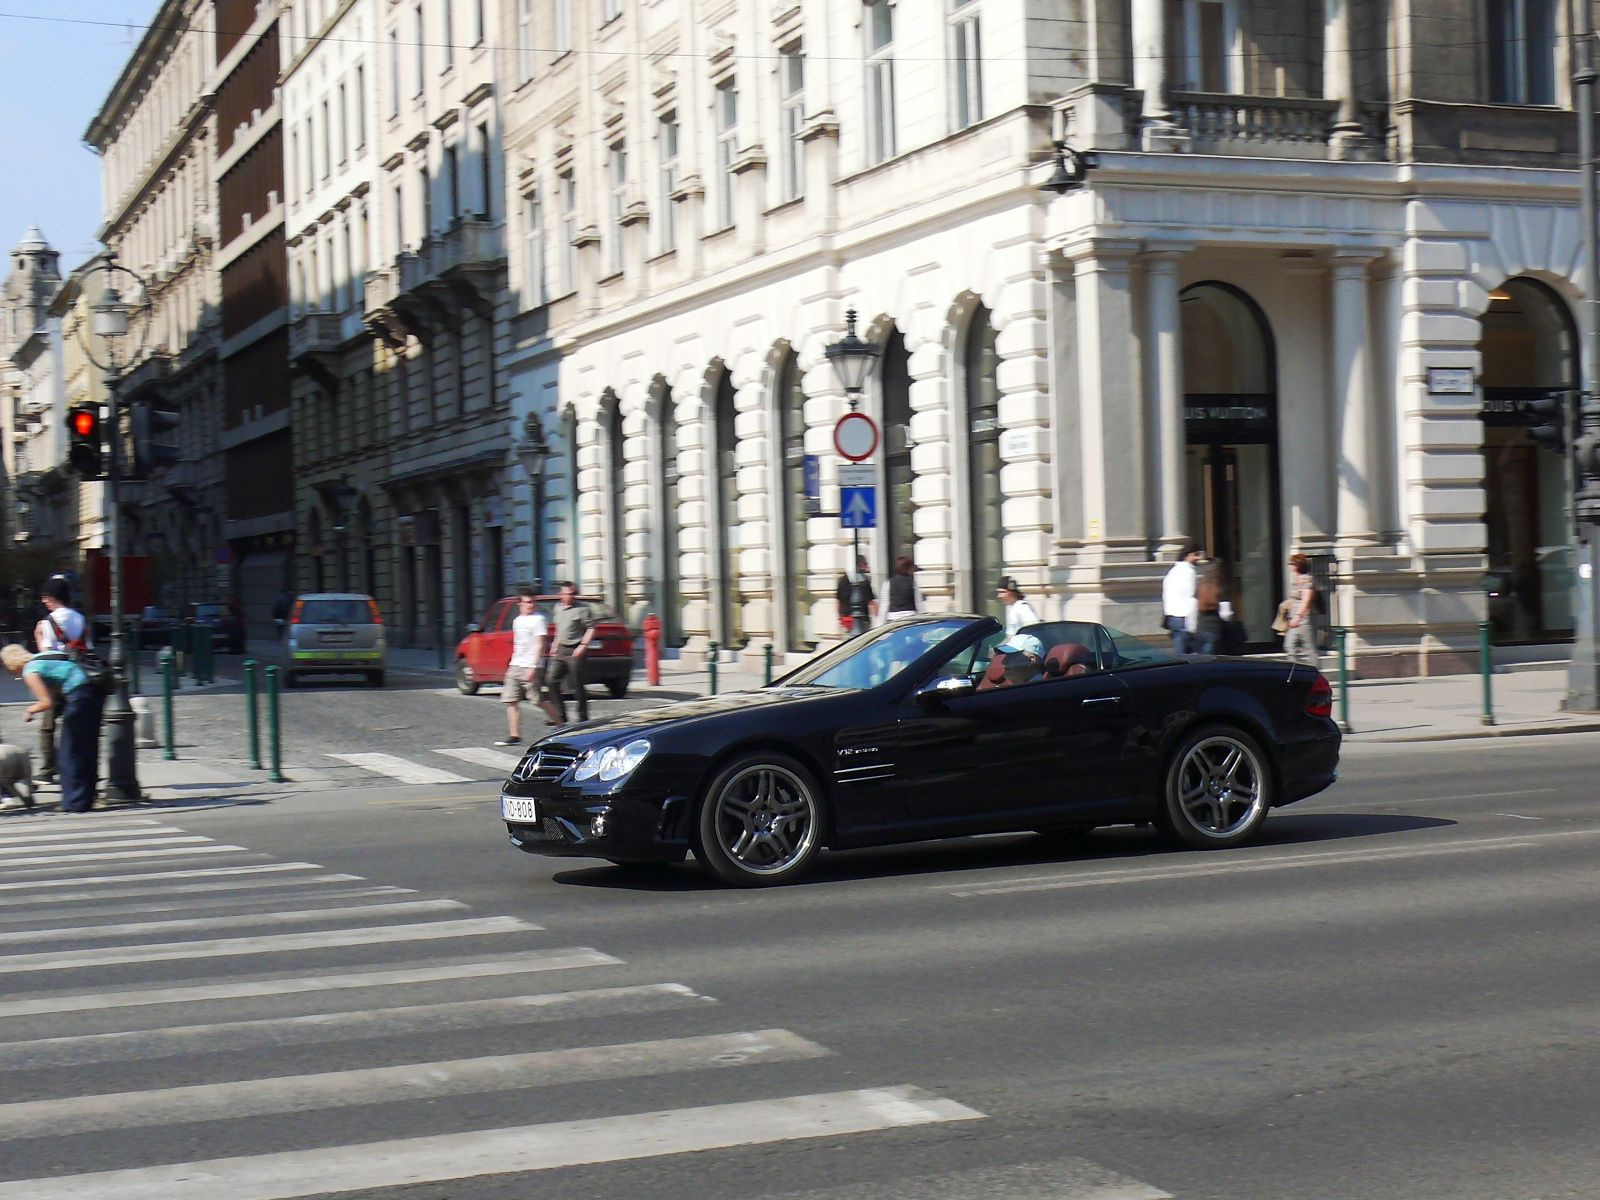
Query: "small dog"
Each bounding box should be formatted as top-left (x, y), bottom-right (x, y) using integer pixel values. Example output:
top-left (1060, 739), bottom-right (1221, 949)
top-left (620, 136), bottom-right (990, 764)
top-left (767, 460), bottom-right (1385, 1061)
top-left (0, 743), bottom-right (35, 811)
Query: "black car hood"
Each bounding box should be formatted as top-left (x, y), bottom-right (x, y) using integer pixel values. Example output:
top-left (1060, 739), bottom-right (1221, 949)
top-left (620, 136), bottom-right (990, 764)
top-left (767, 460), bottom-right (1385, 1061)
top-left (542, 687), bottom-right (844, 746)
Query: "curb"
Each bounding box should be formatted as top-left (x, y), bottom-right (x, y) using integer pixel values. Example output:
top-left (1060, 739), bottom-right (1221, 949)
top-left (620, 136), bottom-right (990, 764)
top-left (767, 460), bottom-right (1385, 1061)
top-left (1349, 720), bottom-right (1600, 743)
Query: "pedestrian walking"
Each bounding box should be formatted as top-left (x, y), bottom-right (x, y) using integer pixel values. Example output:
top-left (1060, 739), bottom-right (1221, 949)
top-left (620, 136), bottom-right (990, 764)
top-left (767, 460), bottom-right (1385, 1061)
top-left (541, 581), bottom-right (596, 725)
top-left (996, 576), bottom-right (1041, 638)
top-left (835, 556), bottom-right (877, 635)
top-left (32, 576), bottom-right (85, 786)
top-left (1194, 557), bottom-right (1233, 656)
top-left (3, 643), bottom-right (103, 813)
top-left (1161, 541), bottom-right (1204, 654)
top-left (496, 587), bottom-right (549, 747)
top-left (1282, 552), bottom-right (1320, 666)
top-left (882, 555), bottom-right (924, 622)
top-left (272, 590), bottom-right (295, 641)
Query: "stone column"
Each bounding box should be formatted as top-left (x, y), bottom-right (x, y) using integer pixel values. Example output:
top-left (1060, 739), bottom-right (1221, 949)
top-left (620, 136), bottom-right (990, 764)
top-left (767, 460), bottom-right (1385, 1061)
top-left (1144, 245), bottom-right (1189, 556)
top-left (1323, 0), bottom-right (1374, 159)
top-left (1332, 250), bottom-right (1380, 547)
top-left (1131, 0), bottom-right (1189, 151)
top-left (1070, 239), bottom-right (1148, 563)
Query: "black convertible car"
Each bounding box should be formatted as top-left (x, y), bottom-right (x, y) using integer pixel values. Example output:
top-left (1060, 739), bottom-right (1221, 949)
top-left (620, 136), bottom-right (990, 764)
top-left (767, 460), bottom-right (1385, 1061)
top-left (499, 615), bottom-right (1341, 887)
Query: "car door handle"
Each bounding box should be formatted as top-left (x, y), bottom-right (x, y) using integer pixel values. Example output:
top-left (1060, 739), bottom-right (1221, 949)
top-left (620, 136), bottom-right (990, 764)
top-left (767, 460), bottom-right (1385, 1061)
top-left (1080, 695), bottom-right (1121, 706)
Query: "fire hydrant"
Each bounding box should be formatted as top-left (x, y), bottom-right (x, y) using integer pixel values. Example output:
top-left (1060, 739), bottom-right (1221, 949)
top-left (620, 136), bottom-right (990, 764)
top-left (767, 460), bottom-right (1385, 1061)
top-left (642, 612), bottom-right (662, 686)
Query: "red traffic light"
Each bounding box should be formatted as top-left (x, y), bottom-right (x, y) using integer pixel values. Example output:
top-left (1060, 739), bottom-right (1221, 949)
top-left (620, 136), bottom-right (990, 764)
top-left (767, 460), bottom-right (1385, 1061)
top-left (70, 408), bottom-right (98, 438)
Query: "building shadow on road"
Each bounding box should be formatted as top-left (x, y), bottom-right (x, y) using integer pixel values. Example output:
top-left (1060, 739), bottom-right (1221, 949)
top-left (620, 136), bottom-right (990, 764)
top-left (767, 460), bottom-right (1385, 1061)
top-left (549, 812), bottom-right (1457, 892)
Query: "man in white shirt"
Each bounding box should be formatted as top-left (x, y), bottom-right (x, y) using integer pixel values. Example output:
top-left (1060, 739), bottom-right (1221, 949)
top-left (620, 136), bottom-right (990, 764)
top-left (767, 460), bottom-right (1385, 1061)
top-left (33, 575), bottom-right (86, 784)
top-left (496, 588), bottom-right (549, 747)
top-left (996, 576), bottom-right (1041, 638)
top-left (1161, 541), bottom-right (1204, 655)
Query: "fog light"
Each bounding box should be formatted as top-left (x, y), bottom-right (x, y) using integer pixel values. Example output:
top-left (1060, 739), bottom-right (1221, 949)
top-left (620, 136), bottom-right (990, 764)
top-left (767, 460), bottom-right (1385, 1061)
top-left (589, 811), bottom-right (609, 838)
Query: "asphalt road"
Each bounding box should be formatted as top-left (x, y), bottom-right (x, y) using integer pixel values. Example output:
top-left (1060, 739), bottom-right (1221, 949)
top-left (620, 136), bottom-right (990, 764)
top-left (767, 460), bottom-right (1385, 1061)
top-left (1, 717), bottom-right (1598, 1198)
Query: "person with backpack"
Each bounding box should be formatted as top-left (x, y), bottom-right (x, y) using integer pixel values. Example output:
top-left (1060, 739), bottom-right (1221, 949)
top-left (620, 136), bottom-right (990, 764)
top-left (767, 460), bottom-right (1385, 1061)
top-left (31, 576), bottom-right (86, 785)
top-left (2, 643), bottom-right (103, 813)
top-left (1283, 552), bottom-right (1320, 667)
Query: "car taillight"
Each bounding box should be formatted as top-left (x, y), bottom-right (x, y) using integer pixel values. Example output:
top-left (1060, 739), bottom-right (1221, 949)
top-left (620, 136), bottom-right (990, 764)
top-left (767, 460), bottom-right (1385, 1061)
top-left (1304, 673), bottom-right (1333, 718)
top-left (367, 599), bottom-right (383, 625)
top-left (289, 600), bottom-right (303, 626)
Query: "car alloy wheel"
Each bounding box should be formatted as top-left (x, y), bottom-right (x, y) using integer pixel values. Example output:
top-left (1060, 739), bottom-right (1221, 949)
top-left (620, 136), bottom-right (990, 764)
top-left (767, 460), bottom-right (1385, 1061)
top-left (1161, 725), bottom-right (1271, 849)
top-left (696, 753), bottom-right (823, 886)
top-left (455, 658), bottom-right (479, 695)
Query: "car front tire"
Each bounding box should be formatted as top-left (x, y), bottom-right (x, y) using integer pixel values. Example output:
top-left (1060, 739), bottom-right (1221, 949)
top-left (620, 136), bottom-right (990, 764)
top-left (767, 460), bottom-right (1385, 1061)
top-left (695, 753), bottom-right (824, 887)
top-left (455, 658), bottom-right (479, 695)
top-left (1159, 724), bottom-right (1272, 850)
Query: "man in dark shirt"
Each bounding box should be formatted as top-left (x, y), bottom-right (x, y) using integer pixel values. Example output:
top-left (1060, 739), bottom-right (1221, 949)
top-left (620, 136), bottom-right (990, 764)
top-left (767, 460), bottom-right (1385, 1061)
top-left (540, 581), bottom-right (596, 725)
top-left (834, 556), bottom-right (877, 636)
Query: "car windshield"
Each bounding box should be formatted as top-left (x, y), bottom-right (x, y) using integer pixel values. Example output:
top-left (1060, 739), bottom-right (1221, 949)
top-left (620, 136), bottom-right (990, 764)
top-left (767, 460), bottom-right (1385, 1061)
top-left (783, 620), bottom-right (972, 690)
top-left (299, 599), bottom-right (372, 624)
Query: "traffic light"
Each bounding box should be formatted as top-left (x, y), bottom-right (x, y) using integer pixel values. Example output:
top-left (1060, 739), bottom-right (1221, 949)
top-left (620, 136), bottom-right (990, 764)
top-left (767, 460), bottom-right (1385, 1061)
top-left (1526, 392), bottom-right (1572, 453)
top-left (66, 404), bottom-right (104, 479)
top-left (129, 399), bottom-right (181, 480)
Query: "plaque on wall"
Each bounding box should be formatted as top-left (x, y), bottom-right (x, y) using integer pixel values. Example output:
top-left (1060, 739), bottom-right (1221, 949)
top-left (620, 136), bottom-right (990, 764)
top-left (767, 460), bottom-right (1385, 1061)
top-left (1427, 367), bottom-right (1475, 395)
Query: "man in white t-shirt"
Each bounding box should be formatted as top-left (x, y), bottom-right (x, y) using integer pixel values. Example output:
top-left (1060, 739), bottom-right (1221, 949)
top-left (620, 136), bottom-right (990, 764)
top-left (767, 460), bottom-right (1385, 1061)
top-left (1161, 541), bottom-right (1204, 655)
top-left (33, 575), bottom-right (87, 784)
top-left (996, 576), bottom-right (1041, 639)
top-left (496, 588), bottom-right (549, 747)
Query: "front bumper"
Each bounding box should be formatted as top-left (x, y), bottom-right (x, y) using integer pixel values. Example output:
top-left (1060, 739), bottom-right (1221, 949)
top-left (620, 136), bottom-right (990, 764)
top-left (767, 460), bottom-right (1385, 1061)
top-left (503, 787), bottom-right (689, 863)
top-left (290, 649), bottom-right (385, 670)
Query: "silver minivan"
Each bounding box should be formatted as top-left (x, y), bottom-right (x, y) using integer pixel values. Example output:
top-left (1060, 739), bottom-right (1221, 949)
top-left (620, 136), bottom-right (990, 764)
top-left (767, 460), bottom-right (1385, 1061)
top-left (285, 593), bottom-right (387, 687)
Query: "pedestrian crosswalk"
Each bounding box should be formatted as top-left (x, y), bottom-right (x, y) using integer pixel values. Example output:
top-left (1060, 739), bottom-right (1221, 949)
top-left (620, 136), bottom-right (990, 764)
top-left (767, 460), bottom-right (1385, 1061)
top-left (0, 808), bottom-right (987, 1198)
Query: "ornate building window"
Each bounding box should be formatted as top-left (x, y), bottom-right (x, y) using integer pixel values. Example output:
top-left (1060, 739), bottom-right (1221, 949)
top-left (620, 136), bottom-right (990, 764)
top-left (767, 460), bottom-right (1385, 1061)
top-left (948, 0), bottom-right (982, 130)
top-left (715, 80), bottom-right (738, 228)
top-left (865, 1), bottom-right (896, 163)
top-left (658, 111), bottom-right (679, 252)
top-left (778, 45), bottom-right (805, 202)
top-left (1488, 0), bottom-right (1557, 105)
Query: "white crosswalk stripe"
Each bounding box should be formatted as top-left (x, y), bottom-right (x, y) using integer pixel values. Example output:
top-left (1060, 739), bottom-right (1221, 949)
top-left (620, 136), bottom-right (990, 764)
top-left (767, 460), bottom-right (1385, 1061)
top-left (432, 746), bottom-right (523, 772)
top-left (0, 814), bottom-right (990, 1198)
top-left (324, 752), bottom-right (471, 784)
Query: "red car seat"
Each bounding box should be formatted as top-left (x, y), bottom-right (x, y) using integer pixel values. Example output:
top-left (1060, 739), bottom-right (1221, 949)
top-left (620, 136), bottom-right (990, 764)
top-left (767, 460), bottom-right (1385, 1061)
top-left (1043, 642), bottom-right (1094, 678)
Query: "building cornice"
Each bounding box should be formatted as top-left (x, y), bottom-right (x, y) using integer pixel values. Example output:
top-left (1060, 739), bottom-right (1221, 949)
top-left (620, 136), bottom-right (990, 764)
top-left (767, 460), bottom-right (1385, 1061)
top-left (84, 0), bottom-right (204, 145)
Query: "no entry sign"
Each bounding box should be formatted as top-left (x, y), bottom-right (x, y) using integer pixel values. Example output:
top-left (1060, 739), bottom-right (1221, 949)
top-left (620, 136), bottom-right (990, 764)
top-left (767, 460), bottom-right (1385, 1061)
top-left (832, 412), bottom-right (880, 462)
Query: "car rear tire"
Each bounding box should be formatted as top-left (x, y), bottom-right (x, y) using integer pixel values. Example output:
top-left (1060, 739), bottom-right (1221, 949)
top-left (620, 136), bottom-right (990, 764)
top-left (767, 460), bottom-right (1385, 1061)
top-left (607, 677), bottom-right (629, 699)
top-left (695, 753), bottom-right (824, 887)
top-left (283, 671), bottom-right (298, 689)
top-left (455, 659), bottom-right (479, 695)
top-left (1159, 724), bottom-right (1272, 850)
top-left (369, 671), bottom-right (385, 688)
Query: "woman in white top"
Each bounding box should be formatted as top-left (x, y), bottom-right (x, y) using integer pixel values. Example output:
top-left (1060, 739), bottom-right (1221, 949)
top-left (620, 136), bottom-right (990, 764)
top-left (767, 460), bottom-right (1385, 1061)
top-left (996, 576), bottom-right (1041, 638)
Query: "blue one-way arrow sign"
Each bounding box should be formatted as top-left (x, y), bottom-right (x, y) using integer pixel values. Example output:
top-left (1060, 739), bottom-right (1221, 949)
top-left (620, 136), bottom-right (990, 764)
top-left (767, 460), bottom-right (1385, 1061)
top-left (840, 485), bottom-right (876, 529)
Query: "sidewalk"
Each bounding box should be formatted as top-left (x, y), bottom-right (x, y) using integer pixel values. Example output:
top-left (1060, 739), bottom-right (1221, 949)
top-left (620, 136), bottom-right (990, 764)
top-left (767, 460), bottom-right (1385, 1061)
top-left (113, 643), bottom-right (1599, 805)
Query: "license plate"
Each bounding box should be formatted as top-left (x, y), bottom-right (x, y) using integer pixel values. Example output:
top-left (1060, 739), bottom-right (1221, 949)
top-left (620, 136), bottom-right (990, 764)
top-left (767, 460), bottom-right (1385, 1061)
top-left (320, 631), bottom-right (354, 644)
top-left (501, 795), bottom-right (539, 823)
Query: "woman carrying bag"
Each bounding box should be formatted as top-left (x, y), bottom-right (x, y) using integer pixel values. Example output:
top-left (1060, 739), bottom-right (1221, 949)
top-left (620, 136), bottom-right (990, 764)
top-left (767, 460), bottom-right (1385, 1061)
top-left (1280, 553), bottom-right (1319, 666)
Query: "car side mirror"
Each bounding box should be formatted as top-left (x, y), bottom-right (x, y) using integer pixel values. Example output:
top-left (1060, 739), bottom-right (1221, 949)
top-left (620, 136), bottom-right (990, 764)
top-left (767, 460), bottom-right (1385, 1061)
top-left (916, 676), bottom-right (974, 707)
top-left (465, 623), bottom-right (480, 635)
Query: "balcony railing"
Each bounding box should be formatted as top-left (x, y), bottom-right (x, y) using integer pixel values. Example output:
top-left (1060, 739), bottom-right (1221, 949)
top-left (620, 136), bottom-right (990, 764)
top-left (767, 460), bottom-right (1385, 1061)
top-left (289, 311), bottom-right (343, 359)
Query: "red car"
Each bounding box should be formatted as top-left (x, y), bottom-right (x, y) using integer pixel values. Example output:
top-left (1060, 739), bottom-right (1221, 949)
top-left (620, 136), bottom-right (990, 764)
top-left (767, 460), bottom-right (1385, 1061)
top-left (454, 595), bottom-right (634, 698)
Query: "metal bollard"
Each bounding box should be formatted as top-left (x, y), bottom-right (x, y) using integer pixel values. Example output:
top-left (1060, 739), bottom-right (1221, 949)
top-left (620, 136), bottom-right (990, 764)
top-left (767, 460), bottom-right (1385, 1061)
top-left (764, 643), bottom-right (774, 686)
top-left (1334, 627), bottom-right (1353, 734)
top-left (130, 628), bottom-right (142, 695)
top-left (244, 658), bottom-right (261, 771)
top-left (265, 665), bottom-right (285, 783)
top-left (1479, 619), bottom-right (1495, 727)
top-left (708, 641), bottom-right (719, 696)
top-left (643, 613), bottom-right (662, 686)
top-left (161, 649), bottom-right (177, 761)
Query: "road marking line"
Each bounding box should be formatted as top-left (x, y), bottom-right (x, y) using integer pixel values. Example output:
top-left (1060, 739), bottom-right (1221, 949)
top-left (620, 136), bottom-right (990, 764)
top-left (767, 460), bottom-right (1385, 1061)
top-left (0, 816), bottom-right (166, 835)
top-left (0, 1085), bottom-right (984, 1200)
top-left (0, 843), bottom-right (248, 870)
top-left (0, 825), bottom-right (185, 848)
top-left (325, 752), bottom-right (471, 785)
top-left (0, 916), bottom-right (537, 975)
top-left (0, 883), bottom-right (407, 917)
top-left (0, 948), bottom-right (621, 1018)
top-left (0, 862), bottom-right (342, 892)
top-left (0, 834), bottom-right (215, 858)
top-left (0, 899), bottom-right (469, 946)
top-left (0, 1029), bottom-right (829, 1140)
top-left (947, 836), bottom-right (1561, 897)
top-left (1333, 787), bottom-right (1560, 809)
top-left (0, 984), bottom-right (712, 1070)
top-left (433, 746), bottom-right (523, 772)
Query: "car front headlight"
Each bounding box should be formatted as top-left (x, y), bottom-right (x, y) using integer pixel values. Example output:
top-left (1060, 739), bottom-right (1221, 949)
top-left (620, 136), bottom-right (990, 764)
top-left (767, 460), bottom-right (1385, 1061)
top-left (573, 738), bottom-right (651, 783)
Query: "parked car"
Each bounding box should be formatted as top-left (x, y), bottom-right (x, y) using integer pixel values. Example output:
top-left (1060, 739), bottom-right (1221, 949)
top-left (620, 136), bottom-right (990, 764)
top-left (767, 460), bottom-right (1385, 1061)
top-left (497, 615), bottom-right (1342, 887)
top-left (285, 593), bottom-right (386, 687)
top-left (454, 595), bottom-right (634, 699)
top-left (134, 605), bottom-right (177, 648)
top-left (188, 602), bottom-right (245, 654)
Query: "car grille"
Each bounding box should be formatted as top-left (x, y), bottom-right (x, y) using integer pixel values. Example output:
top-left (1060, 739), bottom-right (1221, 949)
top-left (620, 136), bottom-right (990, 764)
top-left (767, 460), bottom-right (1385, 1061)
top-left (512, 745), bottom-right (580, 783)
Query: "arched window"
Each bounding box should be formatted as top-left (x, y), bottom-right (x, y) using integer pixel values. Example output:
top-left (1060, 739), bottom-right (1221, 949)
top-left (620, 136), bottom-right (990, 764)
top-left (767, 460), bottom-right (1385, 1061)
top-left (775, 351), bottom-right (811, 651)
top-left (602, 393), bottom-right (626, 614)
top-left (963, 309), bottom-right (1002, 613)
top-left (712, 367), bottom-right (743, 647)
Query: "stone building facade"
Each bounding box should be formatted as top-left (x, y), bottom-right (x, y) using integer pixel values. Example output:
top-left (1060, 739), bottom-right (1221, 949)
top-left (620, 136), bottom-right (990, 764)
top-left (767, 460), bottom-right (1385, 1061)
top-left (84, 0), bottom-right (226, 612)
top-left (0, 228), bottom-right (69, 550)
top-left (499, 0), bottom-right (1599, 673)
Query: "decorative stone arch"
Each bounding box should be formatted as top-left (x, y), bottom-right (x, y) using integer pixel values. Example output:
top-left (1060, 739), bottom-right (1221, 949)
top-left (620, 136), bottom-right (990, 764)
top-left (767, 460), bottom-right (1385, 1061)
top-left (761, 337), bottom-right (814, 652)
top-left (597, 388), bottom-right (628, 615)
top-left (645, 373), bottom-right (686, 647)
top-left (697, 356), bottom-right (744, 650)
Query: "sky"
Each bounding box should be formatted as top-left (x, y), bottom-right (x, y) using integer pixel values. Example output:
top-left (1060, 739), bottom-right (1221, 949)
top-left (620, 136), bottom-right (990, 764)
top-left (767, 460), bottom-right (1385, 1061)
top-left (0, 2), bottom-right (165, 273)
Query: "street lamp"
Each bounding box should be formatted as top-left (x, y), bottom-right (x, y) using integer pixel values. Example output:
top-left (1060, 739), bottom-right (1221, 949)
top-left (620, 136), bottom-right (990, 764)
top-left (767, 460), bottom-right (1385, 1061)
top-left (76, 254), bottom-right (150, 803)
top-left (824, 309), bottom-right (879, 637)
top-left (332, 484), bottom-right (358, 591)
top-left (517, 413), bottom-right (551, 592)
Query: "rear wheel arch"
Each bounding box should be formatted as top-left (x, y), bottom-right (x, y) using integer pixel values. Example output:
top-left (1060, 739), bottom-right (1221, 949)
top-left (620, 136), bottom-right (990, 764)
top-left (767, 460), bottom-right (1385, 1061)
top-left (1156, 711), bottom-right (1282, 803)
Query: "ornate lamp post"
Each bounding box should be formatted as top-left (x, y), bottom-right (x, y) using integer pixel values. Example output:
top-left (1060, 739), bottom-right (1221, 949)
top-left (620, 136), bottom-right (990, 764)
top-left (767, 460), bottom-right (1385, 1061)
top-left (77, 254), bottom-right (151, 803)
top-left (516, 414), bottom-right (552, 592)
top-left (823, 309), bottom-right (879, 636)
